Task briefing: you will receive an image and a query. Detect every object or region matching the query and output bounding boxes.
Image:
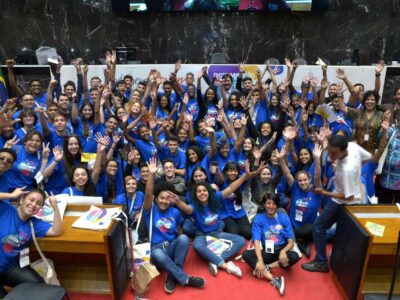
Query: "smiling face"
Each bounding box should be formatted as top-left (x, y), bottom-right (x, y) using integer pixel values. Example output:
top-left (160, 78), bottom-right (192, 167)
top-left (73, 167), bottom-right (89, 187)
top-left (0, 151), bottom-right (15, 174)
top-left (230, 95), bottom-right (238, 107)
top-left (206, 89), bottom-right (215, 102)
top-left (24, 134), bottom-right (42, 153)
top-left (260, 168), bottom-right (272, 184)
top-left (139, 126), bottom-right (150, 141)
top-left (30, 80), bottom-right (42, 95)
top-left (140, 166), bottom-right (149, 181)
top-left (160, 96), bottom-right (169, 108)
top-left (296, 172), bottom-right (311, 190)
top-left (131, 102), bottom-right (141, 115)
top-left (243, 79), bottom-right (252, 91)
top-left (193, 169), bottom-right (207, 183)
top-left (195, 184), bottom-right (209, 204)
top-left (260, 123), bottom-right (272, 137)
top-left (187, 149), bottom-right (198, 163)
top-left (22, 95), bottom-right (35, 109)
top-left (178, 128), bottom-right (187, 142)
top-left (22, 113), bottom-right (35, 127)
top-left (64, 85), bottom-right (75, 97)
top-left (82, 105), bottom-right (93, 119)
top-left (19, 191), bottom-right (44, 217)
top-left (167, 140), bottom-right (178, 154)
top-left (243, 138), bottom-right (253, 151)
top-left (264, 199), bottom-right (278, 217)
top-left (219, 144), bottom-right (230, 157)
top-left (131, 90), bottom-right (141, 102)
top-left (270, 95), bottom-right (279, 107)
top-left (106, 118), bottom-right (118, 133)
top-left (163, 161), bottom-right (175, 179)
top-left (225, 168), bottom-right (238, 181)
top-left (67, 137), bottom-right (80, 155)
top-left (106, 160), bottom-right (118, 176)
top-left (364, 94), bottom-right (377, 110)
top-left (125, 178), bottom-right (137, 194)
top-left (156, 191), bottom-right (171, 211)
top-left (53, 115), bottom-right (66, 132)
top-left (299, 149), bottom-right (311, 165)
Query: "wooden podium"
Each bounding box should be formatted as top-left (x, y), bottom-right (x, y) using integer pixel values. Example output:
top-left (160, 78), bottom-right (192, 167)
top-left (331, 205), bottom-right (400, 299)
top-left (31, 204), bottom-right (131, 300)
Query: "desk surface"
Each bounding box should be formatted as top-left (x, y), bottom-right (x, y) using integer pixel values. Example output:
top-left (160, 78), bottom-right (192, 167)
top-left (35, 204), bottom-right (120, 254)
top-left (346, 205), bottom-right (400, 246)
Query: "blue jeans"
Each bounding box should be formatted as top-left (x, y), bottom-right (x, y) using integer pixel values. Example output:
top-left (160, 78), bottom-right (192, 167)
top-left (150, 234), bottom-right (190, 285)
top-left (193, 231), bottom-right (246, 267)
top-left (313, 201), bottom-right (341, 263)
top-left (0, 264), bottom-right (44, 297)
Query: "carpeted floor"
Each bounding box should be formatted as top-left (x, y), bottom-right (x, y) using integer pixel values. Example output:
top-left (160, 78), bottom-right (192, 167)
top-left (69, 243), bottom-right (341, 300)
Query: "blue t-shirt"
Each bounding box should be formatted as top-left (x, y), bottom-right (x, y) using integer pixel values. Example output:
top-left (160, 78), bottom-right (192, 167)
top-left (252, 210), bottom-right (294, 247)
top-left (219, 188), bottom-right (247, 220)
top-left (61, 186), bottom-right (84, 196)
top-left (0, 201), bottom-right (51, 273)
top-left (362, 161), bottom-right (377, 199)
top-left (145, 205), bottom-right (184, 245)
top-left (195, 132), bottom-right (224, 155)
top-left (44, 159), bottom-right (69, 195)
top-left (114, 191), bottom-right (144, 222)
top-left (160, 146), bottom-right (186, 169)
top-left (135, 138), bottom-right (158, 163)
top-left (189, 191), bottom-right (223, 233)
top-left (289, 182), bottom-right (321, 228)
top-left (8, 146), bottom-right (42, 190)
top-left (96, 161), bottom-right (124, 204)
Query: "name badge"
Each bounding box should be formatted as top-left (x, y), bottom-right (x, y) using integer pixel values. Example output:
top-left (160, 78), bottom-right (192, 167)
top-left (265, 240), bottom-right (275, 254)
top-left (19, 248), bottom-right (30, 268)
top-left (295, 210), bottom-right (303, 222)
top-left (34, 171), bottom-right (44, 184)
top-left (364, 134), bottom-right (369, 141)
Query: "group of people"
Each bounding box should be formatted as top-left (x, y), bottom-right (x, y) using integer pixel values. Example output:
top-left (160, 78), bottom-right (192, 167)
top-left (0, 55), bottom-right (399, 296)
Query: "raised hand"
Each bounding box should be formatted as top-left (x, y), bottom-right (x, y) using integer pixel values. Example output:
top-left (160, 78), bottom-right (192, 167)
top-left (375, 60), bottom-right (385, 75)
top-left (4, 136), bottom-right (20, 148)
top-left (149, 116), bottom-right (158, 130)
top-left (42, 142), bottom-right (51, 160)
top-left (112, 133), bottom-right (121, 145)
top-left (320, 77), bottom-right (329, 90)
top-left (203, 115), bottom-right (215, 128)
top-left (252, 147), bottom-right (261, 160)
top-left (182, 93), bottom-right (189, 106)
top-left (286, 106), bottom-right (295, 118)
top-left (10, 186), bottom-right (28, 199)
top-left (239, 96), bottom-right (248, 109)
top-left (313, 144), bottom-right (323, 160)
top-left (175, 59), bottom-right (182, 73)
top-left (184, 112), bottom-right (193, 123)
top-left (6, 59), bottom-right (15, 68)
top-left (277, 146), bottom-right (287, 160)
top-left (381, 119), bottom-right (389, 131)
top-left (383, 109), bottom-right (391, 122)
top-left (147, 157), bottom-right (158, 174)
top-left (336, 68), bottom-right (347, 80)
top-left (82, 64), bottom-right (89, 74)
top-left (53, 146), bottom-right (64, 162)
top-left (239, 63), bottom-right (245, 73)
top-left (73, 58), bottom-right (82, 73)
top-left (321, 64), bottom-right (328, 73)
top-left (166, 191), bottom-right (179, 205)
top-left (301, 111), bottom-right (308, 123)
top-left (285, 58), bottom-right (292, 68)
top-left (240, 113), bottom-right (248, 127)
top-left (283, 126), bottom-right (296, 141)
top-left (48, 191), bottom-right (58, 208)
top-left (127, 148), bottom-right (135, 163)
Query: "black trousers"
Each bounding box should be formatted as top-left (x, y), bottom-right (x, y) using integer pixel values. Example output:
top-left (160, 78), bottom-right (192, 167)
top-left (294, 223), bottom-right (313, 241)
top-left (375, 177), bottom-right (400, 204)
top-left (0, 264), bottom-right (44, 297)
top-left (223, 216), bottom-right (252, 240)
top-left (242, 248), bottom-right (300, 270)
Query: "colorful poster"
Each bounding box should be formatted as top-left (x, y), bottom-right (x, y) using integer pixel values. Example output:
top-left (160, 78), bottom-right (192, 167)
top-left (72, 205), bottom-right (122, 231)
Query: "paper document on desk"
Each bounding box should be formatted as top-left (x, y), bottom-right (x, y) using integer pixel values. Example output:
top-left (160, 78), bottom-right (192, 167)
top-left (72, 205), bottom-right (122, 231)
top-left (365, 221), bottom-right (385, 237)
top-left (35, 194), bottom-right (68, 222)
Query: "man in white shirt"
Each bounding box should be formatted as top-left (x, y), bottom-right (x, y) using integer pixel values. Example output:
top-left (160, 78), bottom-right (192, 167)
top-left (302, 135), bottom-right (372, 272)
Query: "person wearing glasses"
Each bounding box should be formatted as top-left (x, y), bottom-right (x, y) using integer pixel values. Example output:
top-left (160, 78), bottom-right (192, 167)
top-left (0, 148), bottom-right (28, 201)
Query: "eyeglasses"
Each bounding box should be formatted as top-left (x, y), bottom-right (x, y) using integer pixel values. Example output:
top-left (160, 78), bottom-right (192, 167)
top-left (28, 139), bottom-right (41, 144)
top-left (0, 156), bottom-right (14, 164)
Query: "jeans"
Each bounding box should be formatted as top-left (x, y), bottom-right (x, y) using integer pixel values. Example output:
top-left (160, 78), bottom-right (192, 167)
top-left (182, 218), bottom-right (197, 238)
top-left (150, 234), bottom-right (190, 285)
top-left (193, 231), bottom-right (246, 267)
top-left (223, 216), bottom-right (252, 240)
top-left (313, 201), bottom-right (341, 263)
top-left (0, 264), bottom-right (44, 297)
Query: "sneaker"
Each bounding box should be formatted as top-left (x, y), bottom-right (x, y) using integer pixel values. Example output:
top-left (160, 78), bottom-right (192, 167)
top-left (301, 260), bottom-right (329, 273)
top-left (208, 263), bottom-right (218, 276)
top-left (270, 276), bottom-right (285, 295)
top-left (226, 261), bottom-right (242, 277)
top-left (165, 275), bottom-right (176, 294)
top-left (292, 242), bottom-right (303, 259)
top-left (187, 276), bottom-right (206, 288)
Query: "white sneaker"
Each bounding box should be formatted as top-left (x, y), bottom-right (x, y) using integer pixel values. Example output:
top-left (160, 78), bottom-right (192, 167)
top-left (208, 263), bottom-right (218, 276)
top-left (292, 242), bottom-right (303, 258)
top-left (226, 261), bottom-right (242, 277)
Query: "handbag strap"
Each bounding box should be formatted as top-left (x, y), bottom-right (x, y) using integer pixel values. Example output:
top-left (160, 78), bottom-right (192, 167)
top-left (29, 220), bottom-right (54, 279)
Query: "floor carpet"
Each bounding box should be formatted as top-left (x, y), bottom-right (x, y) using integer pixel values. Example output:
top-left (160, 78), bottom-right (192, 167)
top-left (69, 243), bottom-right (341, 300)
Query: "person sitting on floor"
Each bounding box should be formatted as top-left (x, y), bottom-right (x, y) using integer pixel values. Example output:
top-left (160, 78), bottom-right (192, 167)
top-left (242, 193), bottom-right (300, 296)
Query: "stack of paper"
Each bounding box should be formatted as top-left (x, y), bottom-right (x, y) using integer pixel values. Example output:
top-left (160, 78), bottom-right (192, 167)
top-left (72, 205), bottom-right (122, 231)
top-left (365, 221), bottom-right (385, 237)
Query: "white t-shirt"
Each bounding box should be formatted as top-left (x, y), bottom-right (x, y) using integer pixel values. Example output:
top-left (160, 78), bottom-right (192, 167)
top-left (332, 142), bottom-right (372, 205)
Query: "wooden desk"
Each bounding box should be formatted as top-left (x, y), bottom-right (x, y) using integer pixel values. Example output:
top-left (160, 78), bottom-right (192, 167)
top-left (32, 204), bottom-right (129, 300)
top-left (344, 205), bottom-right (400, 298)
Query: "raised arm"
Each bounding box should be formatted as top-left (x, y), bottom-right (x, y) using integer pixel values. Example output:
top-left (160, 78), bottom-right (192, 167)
top-left (277, 145), bottom-right (295, 187)
top-left (5, 59), bottom-right (24, 97)
top-left (144, 157), bottom-right (157, 211)
top-left (233, 114), bottom-right (247, 154)
top-left (372, 117), bottom-right (390, 163)
top-left (92, 136), bottom-right (110, 184)
top-left (42, 146), bottom-right (64, 179)
top-left (36, 108), bottom-right (50, 138)
top-left (374, 60), bottom-right (385, 93)
top-left (313, 144), bottom-right (323, 188)
top-left (44, 193), bottom-right (62, 236)
top-left (82, 65), bottom-right (89, 101)
top-left (46, 80), bottom-right (58, 108)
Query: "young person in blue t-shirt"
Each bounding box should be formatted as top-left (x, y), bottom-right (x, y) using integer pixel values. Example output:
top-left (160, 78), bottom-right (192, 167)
top-left (278, 144), bottom-right (324, 258)
top-left (61, 165), bottom-right (97, 197)
top-left (242, 193), bottom-right (300, 296)
top-left (186, 162), bottom-right (265, 278)
top-left (143, 158), bottom-right (205, 294)
top-left (0, 189), bottom-right (62, 298)
top-left (114, 175), bottom-right (144, 224)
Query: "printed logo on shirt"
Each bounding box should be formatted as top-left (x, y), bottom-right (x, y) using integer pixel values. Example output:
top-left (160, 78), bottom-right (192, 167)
top-left (2, 230), bottom-right (29, 253)
top-left (156, 217), bottom-right (174, 233)
top-left (204, 212), bottom-right (218, 226)
top-left (264, 224), bottom-right (283, 243)
top-left (18, 161), bottom-right (37, 176)
top-left (296, 197), bottom-right (311, 212)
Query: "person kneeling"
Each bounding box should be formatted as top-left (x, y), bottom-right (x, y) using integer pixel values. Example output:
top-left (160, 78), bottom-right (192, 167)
top-left (242, 193), bottom-right (300, 296)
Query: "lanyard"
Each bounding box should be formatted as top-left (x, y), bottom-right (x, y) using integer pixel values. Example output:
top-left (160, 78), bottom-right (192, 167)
top-left (129, 193), bottom-right (136, 214)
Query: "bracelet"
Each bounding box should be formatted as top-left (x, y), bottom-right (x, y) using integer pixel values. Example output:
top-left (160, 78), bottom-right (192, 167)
top-left (375, 73), bottom-right (381, 77)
